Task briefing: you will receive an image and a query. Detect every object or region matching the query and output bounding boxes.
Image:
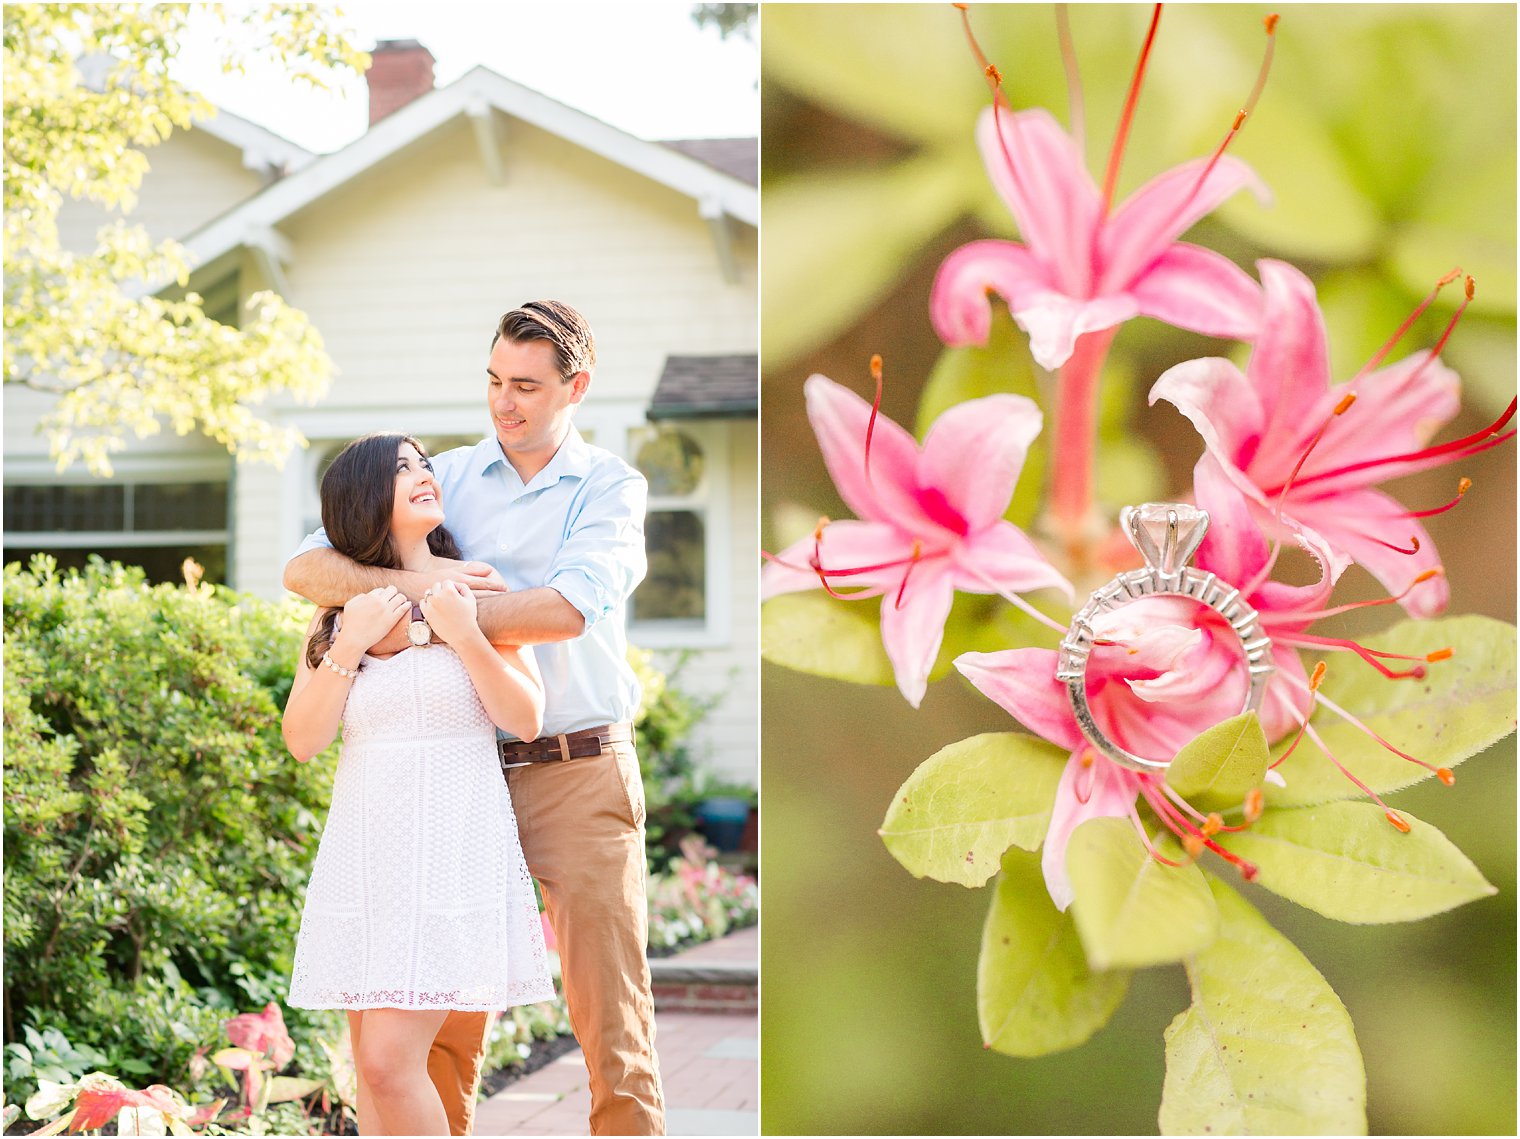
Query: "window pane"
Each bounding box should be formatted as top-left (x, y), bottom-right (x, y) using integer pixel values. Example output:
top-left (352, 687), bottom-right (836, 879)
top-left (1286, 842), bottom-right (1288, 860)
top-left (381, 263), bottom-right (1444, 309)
top-left (3, 485), bottom-right (126, 532)
top-left (133, 483), bottom-right (228, 531)
top-left (633, 428), bottom-right (704, 496)
top-left (634, 510), bottom-right (705, 621)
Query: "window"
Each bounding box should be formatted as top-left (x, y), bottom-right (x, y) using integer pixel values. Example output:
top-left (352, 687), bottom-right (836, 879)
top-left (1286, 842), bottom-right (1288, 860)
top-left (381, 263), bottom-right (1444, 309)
top-left (3, 482), bottom-right (230, 585)
top-left (629, 425), bottom-right (717, 634)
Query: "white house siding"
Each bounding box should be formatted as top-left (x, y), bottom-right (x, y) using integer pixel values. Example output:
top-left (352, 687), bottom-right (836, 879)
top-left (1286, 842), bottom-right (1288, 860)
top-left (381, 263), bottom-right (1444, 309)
top-left (55, 125), bottom-right (268, 255)
top-left (227, 114), bottom-right (757, 783)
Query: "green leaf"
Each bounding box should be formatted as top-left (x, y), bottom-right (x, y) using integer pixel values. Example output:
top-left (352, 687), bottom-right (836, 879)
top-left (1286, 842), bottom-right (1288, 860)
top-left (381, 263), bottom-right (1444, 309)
top-left (1269, 616), bottom-right (1517, 808)
top-left (760, 592), bottom-right (897, 688)
top-left (1220, 801), bottom-right (1495, 924)
top-left (978, 848), bottom-right (1131, 1057)
top-left (1165, 713), bottom-right (1269, 813)
top-left (265, 1076), bottom-right (325, 1105)
top-left (880, 732), bottom-right (1067, 886)
top-left (1159, 876), bottom-right (1366, 1135)
top-left (1066, 817), bottom-right (1218, 970)
top-left (761, 152), bottom-right (974, 368)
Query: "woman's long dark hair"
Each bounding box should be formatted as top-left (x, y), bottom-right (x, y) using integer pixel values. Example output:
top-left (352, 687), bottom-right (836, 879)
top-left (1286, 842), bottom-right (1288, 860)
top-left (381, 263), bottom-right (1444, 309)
top-left (305, 433), bottom-right (462, 669)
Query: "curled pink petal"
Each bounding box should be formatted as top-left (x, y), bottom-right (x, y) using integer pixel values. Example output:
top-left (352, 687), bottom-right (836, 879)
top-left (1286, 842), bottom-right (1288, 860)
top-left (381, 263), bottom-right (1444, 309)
top-left (955, 649), bottom-right (1084, 752)
top-left (930, 240), bottom-right (1053, 347)
top-left (1128, 243), bottom-right (1262, 342)
top-left (1042, 752), bottom-right (1139, 911)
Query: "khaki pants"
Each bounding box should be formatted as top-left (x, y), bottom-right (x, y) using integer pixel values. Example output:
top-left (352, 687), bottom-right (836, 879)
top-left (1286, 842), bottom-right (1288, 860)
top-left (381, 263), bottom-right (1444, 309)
top-left (429, 739), bottom-right (666, 1135)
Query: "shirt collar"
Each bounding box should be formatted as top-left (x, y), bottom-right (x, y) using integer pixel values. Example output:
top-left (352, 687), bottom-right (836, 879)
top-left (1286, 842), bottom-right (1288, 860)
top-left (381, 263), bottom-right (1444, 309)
top-left (472, 426), bottom-right (592, 488)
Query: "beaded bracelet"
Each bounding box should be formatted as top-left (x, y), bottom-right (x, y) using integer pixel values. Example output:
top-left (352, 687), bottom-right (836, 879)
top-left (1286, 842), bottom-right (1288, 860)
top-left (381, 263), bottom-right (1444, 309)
top-left (320, 651), bottom-right (359, 679)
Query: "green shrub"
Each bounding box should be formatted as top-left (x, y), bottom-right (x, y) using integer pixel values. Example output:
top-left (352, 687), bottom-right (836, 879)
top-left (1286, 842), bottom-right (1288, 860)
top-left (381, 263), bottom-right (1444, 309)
top-left (2, 556), bottom-right (327, 1082)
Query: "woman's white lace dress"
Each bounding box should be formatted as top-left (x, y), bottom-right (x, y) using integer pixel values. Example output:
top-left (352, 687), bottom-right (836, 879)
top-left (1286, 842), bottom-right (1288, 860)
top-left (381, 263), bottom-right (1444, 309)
top-left (288, 645), bottom-right (553, 1011)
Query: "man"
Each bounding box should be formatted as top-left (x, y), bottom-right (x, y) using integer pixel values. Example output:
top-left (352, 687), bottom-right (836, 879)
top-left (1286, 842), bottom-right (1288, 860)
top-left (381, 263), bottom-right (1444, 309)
top-left (283, 300), bottom-right (665, 1136)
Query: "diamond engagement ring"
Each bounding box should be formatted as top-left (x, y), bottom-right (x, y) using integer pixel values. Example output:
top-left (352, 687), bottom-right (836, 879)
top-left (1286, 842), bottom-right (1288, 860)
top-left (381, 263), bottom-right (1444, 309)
top-left (1056, 503), bottom-right (1275, 773)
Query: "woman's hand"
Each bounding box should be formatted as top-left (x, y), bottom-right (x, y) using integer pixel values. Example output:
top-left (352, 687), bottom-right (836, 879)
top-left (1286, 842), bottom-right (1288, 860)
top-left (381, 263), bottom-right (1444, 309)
top-left (421, 580), bottom-right (484, 647)
top-left (334, 586), bottom-right (411, 653)
top-left (432, 559), bottom-right (509, 599)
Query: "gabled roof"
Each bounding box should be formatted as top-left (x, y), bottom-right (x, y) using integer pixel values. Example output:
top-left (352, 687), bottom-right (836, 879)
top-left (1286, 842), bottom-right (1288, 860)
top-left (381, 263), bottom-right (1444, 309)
top-left (661, 139), bottom-right (757, 187)
top-left (649, 354), bottom-right (758, 418)
top-left (181, 64), bottom-right (756, 271)
top-left (193, 106), bottom-right (316, 176)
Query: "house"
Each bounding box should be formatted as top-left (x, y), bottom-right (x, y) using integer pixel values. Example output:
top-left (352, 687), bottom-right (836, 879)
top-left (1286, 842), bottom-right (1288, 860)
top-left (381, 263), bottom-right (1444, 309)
top-left (2, 41), bottom-right (759, 784)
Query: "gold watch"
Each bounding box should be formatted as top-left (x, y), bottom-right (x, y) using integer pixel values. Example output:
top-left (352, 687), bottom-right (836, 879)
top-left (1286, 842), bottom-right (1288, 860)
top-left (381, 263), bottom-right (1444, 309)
top-left (407, 602), bottom-right (432, 648)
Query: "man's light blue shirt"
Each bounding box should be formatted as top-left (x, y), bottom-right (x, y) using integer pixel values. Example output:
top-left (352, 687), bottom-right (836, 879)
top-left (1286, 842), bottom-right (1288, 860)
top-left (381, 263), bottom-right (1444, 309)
top-left (291, 428), bottom-right (647, 738)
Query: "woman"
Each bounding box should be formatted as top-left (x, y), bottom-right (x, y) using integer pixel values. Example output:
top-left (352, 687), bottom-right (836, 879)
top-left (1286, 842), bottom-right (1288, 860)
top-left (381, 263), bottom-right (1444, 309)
top-left (283, 433), bottom-right (553, 1136)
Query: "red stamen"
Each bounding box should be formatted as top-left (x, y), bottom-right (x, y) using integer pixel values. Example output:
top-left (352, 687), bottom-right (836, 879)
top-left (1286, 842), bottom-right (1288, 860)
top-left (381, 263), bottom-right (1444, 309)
top-left (1269, 660), bottom-right (1325, 769)
top-left (1243, 787), bottom-right (1264, 823)
top-left (1140, 782), bottom-right (1257, 880)
top-left (1296, 570), bottom-right (1441, 622)
top-left (1437, 767), bottom-right (1456, 787)
top-left (1426, 647), bottom-right (1453, 662)
top-left (1304, 721), bottom-right (1406, 820)
top-left (1287, 397), bottom-right (1516, 492)
top-left (864, 354), bottom-right (884, 481)
top-left (1126, 801), bottom-right (1187, 867)
top-left (1405, 478), bottom-right (1472, 519)
top-left (1385, 809), bottom-right (1412, 834)
top-left (1277, 633), bottom-right (1428, 680)
top-left (1346, 267), bottom-right (1462, 389)
top-left (1370, 533), bottom-right (1421, 556)
top-left (892, 540), bottom-right (924, 609)
top-left (1100, 4), bottom-right (1163, 217)
top-left (1165, 11), bottom-right (1277, 229)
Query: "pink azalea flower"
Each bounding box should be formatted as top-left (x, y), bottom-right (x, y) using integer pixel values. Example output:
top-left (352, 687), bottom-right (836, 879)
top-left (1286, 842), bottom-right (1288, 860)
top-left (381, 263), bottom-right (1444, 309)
top-left (929, 9), bottom-right (1271, 371)
top-left (1150, 259), bottom-right (1516, 617)
top-left (762, 372), bottom-right (1071, 708)
top-left (952, 458), bottom-right (1453, 910)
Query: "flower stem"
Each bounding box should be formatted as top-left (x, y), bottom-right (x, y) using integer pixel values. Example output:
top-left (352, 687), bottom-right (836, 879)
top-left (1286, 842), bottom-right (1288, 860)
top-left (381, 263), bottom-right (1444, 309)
top-left (1046, 327), bottom-right (1117, 571)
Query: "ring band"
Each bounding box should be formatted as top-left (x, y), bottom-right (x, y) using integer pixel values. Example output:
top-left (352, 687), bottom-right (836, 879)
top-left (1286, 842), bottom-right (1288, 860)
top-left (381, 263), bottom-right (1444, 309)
top-left (1055, 503), bottom-right (1274, 773)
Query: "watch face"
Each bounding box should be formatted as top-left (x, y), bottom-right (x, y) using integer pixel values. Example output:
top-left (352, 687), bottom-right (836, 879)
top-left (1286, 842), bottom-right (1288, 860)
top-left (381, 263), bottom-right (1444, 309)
top-left (408, 620), bottom-right (430, 647)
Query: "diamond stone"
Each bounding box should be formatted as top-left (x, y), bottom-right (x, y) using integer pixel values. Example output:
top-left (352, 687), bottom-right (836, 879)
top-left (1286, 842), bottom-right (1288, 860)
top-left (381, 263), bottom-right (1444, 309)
top-left (1123, 502), bottom-right (1210, 575)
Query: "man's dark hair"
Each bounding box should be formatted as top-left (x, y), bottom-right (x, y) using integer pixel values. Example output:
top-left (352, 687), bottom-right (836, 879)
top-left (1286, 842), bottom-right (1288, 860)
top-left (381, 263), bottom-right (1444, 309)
top-left (491, 300), bottom-right (596, 381)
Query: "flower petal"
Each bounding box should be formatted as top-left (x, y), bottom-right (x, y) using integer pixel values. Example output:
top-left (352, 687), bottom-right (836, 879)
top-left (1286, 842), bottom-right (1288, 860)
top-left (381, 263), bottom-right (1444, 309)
top-left (918, 394), bottom-right (1042, 531)
top-left (804, 373), bottom-right (926, 526)
top-left (930, 239), bottom-right (1053, 347)
top-left (1041, 753), bottom-right (1139, 911)
top-left (879, 560), bottom-right (955, 707)
top-left (1015, 291), bottom-right (1139, 372)
top-left (1261, 643), bottom-right (1312, 744)
top-left (1239, 260), bottom-right (1335, 481)
top-left (1128, 243), bottom-right (1262, 341)
top-left (1099, 154), bottom-right (1269, 289)
top-left (1295, 350), bottom-right (1462, 493)
top-left (760, 520), bottom-right (914, 600)
top-left (955, 648), bottom-right (1084, 752)
top-left (953, 523), bottom-right (1074, 601)
top-left (977, 106), bottom-right (1102, 291)
top-left (1287, 487), bottom-right (1449, 617)
top-left (1149, 356), bottom-right (1266, 482)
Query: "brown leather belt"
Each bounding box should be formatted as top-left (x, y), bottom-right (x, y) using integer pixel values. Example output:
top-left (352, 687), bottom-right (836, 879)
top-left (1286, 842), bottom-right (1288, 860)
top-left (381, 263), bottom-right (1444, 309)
top-left (497, 722), bottom-right (632, 768)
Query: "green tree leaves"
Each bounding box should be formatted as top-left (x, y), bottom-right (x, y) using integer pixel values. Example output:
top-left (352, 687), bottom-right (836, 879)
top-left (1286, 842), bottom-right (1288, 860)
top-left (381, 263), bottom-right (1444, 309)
top-left (879, 733), bottom-right (1066, 886)
top-left (3, 4), bottom-right (367, 474)
top-left (1221, 801), bottom-right (1495, 924)
top-left (978, 849), bottom-right (1129, 1057)
top-left (1269, 616), bottom-right (1517, 808)
top-left (1160, 877), bottom-right (1367, 1135)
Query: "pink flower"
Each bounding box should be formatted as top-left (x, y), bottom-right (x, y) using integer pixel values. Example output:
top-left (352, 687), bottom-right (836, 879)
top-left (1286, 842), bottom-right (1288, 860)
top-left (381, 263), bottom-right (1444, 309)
top-left (954, 463), bottom-right (1339, 909)
top-left (1150, 259), bottom-right (1515, 617)
top-left (762, 373), bottom-right (1071, 707)
top-left (930, 96), bottom-right (1267, 370)
top-left (223, 1002), bottom-right (294, 1069)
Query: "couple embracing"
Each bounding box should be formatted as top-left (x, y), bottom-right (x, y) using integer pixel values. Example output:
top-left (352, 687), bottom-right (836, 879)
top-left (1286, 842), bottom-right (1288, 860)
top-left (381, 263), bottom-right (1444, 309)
top-left (280, 301), bottom-right (664, 1136)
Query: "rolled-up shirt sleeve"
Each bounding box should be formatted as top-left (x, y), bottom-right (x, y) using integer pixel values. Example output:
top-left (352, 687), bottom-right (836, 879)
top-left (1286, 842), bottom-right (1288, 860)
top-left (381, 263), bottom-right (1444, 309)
top-left (545, 465), bottom-right (648, 633)
top-left (288, 526), bottom-right (335, 563)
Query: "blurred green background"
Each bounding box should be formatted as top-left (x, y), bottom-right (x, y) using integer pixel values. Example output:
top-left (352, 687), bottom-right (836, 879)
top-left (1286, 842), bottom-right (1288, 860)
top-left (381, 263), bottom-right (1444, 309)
top-left (759, 4), bottom-right (1516, 1135)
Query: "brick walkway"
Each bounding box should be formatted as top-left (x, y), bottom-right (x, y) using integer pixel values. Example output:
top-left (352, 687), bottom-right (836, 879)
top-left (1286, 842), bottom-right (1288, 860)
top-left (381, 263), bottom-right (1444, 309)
top-left (474, 927), bottom-right (757, 1136)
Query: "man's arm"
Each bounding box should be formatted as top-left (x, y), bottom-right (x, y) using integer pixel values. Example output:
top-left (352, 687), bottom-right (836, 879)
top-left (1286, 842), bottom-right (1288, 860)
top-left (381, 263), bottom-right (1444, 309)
top-left (475, 587), bottom-right (585, 646)
top-left (283, 548), bottom-right (431, 607)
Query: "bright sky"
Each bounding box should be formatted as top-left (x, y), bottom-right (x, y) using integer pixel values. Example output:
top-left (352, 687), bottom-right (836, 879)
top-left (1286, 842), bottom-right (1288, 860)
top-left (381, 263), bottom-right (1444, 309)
top-left (174, 2), bottom-right (758, 154)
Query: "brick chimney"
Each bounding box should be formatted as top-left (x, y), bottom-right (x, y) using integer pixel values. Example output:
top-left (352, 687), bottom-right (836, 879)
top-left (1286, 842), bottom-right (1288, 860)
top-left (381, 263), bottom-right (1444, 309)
top-left (366, 40), bottom-right (435, 126)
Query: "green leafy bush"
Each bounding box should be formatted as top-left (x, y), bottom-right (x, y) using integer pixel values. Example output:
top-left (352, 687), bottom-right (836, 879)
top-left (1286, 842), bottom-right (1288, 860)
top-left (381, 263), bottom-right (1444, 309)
top-left (3, 555), bottom-right (327, 1088)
